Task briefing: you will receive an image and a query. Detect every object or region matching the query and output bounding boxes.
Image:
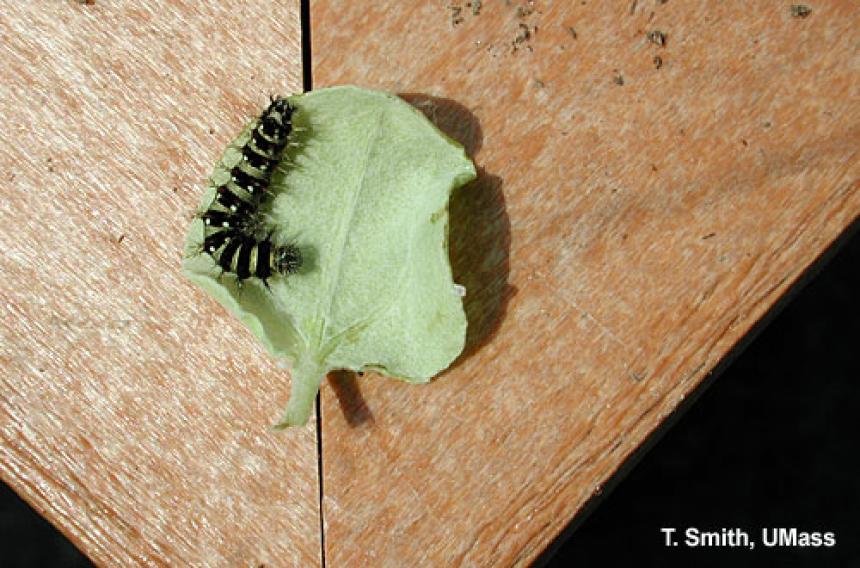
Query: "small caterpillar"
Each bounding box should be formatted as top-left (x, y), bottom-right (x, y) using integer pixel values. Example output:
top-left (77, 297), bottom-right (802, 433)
top-left (199, 96), bottom-right (303, 287)
top-left (204, 230), bottom-right (303, 286)
top-left (211, 97), bottom-right (296, 215)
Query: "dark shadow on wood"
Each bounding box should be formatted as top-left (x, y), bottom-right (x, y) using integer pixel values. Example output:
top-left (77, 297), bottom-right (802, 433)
top-left (450, 169), bottom-right (515, 362)
top-left (399, 93), bottom-right (483, 156)
top-left (327, 371), bottom-right (374, 428)
top-left (399, 93), bottom-right (514, 365)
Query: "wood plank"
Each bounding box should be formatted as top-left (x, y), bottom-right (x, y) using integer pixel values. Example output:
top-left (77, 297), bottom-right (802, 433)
top-left (0, 3), bottom-right (320, 566)
top-left (313, 2), bottom-right (860, 566)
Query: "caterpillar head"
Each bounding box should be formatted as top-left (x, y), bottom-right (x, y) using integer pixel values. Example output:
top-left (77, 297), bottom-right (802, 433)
top-left (274, 244), bottom-right (303, 275)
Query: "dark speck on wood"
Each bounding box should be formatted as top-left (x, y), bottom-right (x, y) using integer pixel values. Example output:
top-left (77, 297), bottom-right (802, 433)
top-left (646, 30), bottom-right (667, 47)
top-left (790, 4), bottom-right (812, 18)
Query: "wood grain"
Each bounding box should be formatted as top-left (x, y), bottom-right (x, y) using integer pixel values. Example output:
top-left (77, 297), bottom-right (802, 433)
top-left (0, 3), bottom-right (320, 566)
top-left (313, 2), bottom-right (860, 566)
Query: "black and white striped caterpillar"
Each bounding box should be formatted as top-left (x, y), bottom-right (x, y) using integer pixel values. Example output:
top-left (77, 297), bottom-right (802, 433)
top-left (199, 96), bottom-right (303, 287)
top-left (203, 229), bottom-right (302, 284)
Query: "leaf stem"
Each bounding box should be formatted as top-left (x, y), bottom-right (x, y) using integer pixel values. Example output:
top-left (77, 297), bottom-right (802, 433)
top-left (274, 353), bottom-right (326, 428)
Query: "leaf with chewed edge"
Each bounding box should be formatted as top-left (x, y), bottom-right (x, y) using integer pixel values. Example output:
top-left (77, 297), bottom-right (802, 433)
top-left (183, 86), bottom-right (476, 427)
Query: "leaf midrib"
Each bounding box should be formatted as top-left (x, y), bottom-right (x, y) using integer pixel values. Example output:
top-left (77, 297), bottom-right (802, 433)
top-left (316, 109), bottom-right (386, 353)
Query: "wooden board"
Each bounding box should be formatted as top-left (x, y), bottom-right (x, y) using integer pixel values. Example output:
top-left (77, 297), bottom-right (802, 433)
top-left (0, 3), bottom-right (321, 566)
top-left (312, 2), bottom-right (860, 566)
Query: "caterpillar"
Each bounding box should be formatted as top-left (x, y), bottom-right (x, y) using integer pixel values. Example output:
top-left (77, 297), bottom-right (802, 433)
top-left (210, 96), bottom-right (297, 216)
top-left (204, 230), bottom-right (303, 286)
top-left (198, 96), bottom-right (303, 287)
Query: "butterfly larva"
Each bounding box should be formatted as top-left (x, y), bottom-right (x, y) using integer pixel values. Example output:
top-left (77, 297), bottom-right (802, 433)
top-left (205, 231), bottom-right (303, 285)
top-left (209, 97), bottom-right (296, 217)
top-left (199, 96), bottom-right (303, 287)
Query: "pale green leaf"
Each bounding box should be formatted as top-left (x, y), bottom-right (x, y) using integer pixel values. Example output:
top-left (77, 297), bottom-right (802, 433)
top-left (183, 86), bottom-right (476, 427)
